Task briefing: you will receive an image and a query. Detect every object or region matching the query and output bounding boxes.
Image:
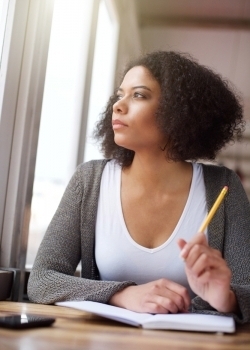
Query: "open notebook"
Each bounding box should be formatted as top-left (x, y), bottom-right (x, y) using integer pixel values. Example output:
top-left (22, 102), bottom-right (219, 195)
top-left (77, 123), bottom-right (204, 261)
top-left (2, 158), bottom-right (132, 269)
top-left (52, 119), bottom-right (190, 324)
top-left (56, 301), bottom-right (235, 333)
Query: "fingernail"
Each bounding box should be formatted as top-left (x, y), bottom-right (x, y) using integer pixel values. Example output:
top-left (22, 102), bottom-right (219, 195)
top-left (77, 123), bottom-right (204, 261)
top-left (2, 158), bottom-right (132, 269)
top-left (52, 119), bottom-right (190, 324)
top-left (180, 247), bottom-right (187, 259)
top-left (179, 251), bottom-right (186, 262)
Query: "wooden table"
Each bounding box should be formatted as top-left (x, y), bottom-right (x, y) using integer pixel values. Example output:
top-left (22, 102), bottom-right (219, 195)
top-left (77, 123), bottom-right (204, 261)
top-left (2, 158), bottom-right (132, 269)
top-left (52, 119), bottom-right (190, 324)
top-left (0, 302), bottom-right (250, 350)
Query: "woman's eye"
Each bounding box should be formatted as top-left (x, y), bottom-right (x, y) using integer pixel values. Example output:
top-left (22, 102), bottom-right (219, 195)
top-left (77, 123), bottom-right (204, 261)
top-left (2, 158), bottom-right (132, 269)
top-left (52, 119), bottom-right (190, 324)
top-left (116, 94), bottom-right (122, 101)
top-left (134, 92), bottom-right (145, 98)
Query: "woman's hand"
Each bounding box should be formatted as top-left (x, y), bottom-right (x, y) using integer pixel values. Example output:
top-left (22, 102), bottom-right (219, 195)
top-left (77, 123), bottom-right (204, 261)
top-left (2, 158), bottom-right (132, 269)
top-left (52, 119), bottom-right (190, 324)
top-left (177, 232), bottom-right (238, 313)
top-left (109, 278), bottom-right (190, 314)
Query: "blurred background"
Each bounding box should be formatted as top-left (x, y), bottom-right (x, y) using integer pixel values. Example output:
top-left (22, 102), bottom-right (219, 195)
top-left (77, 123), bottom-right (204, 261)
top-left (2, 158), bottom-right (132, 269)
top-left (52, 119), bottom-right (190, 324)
top-left (0, 0), bottom-right (249, 298)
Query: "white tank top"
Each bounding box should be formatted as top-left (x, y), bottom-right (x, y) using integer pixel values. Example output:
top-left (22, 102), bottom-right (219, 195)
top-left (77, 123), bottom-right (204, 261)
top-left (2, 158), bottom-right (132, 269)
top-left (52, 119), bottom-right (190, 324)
top-left (95, 160), bottom-right (207, 297)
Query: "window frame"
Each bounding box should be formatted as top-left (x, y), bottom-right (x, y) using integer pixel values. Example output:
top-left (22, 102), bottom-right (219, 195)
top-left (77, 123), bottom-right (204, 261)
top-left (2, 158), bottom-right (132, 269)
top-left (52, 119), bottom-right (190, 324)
top-left (0, 0), bottom-right (55, 299)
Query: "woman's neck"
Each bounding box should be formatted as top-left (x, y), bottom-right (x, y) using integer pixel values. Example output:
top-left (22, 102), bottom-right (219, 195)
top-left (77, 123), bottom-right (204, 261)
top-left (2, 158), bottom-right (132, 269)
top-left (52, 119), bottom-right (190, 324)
top-left (122, 153), bottom-right (193, 194)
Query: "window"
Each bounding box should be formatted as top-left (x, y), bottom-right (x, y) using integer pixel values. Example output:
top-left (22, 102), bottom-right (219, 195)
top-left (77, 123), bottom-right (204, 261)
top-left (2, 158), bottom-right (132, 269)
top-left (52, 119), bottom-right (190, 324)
top-left (26, 0), bottom-right (119, 267)
top-left (0, 0), bottom-right (120, 280)
top-left (26, 0), bottom-right (96, 266)
top-left (84, 0), bottom-right (119, 161)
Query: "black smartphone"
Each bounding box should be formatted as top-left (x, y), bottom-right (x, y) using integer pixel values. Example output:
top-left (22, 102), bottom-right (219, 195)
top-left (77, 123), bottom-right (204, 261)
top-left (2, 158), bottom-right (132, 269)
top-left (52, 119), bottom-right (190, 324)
top-left (0, 314), bottom-right (55, 329)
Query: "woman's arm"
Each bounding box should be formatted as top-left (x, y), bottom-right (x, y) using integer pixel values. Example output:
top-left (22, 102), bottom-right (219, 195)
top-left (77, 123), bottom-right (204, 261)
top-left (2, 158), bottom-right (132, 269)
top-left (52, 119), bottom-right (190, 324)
top-left (28, 162), bottom-right (135, 304)
top-left (180, 168), bottom-right (250, 323)
top-left (222, 170), bottom-right (250, 322)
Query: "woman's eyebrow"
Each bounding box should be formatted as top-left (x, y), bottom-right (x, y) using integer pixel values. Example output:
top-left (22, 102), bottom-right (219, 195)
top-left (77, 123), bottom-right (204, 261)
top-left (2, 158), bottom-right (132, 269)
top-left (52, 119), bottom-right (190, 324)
top-left (117, 85), bottom-right (152, 92)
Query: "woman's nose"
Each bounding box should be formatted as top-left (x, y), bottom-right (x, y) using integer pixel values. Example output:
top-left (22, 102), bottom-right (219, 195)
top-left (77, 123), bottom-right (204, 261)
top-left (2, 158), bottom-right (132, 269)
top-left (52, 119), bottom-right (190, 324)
top-left (113, 98), bottom-right (128, 114)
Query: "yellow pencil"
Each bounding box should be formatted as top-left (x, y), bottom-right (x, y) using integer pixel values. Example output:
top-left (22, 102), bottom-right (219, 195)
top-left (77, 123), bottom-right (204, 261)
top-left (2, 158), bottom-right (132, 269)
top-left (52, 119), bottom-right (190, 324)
top-left (199, 186), bottom-right (228, 233)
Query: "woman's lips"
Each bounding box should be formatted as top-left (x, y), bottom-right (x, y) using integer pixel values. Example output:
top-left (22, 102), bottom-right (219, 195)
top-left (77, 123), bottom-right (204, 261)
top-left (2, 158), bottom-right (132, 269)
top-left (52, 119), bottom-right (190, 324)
top-left (112, 119), bottom-right (128, 129)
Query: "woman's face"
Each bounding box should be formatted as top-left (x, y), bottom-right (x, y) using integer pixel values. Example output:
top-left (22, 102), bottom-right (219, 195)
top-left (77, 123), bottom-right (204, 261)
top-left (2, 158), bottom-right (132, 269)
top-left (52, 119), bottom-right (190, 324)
top-left (112, 66), bottom-right (165, 154)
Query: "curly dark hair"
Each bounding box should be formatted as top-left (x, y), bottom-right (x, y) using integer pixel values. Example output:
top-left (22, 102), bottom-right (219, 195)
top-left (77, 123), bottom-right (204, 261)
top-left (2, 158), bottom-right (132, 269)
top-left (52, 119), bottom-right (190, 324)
top-left (93, 50), bottom-right (244, 167)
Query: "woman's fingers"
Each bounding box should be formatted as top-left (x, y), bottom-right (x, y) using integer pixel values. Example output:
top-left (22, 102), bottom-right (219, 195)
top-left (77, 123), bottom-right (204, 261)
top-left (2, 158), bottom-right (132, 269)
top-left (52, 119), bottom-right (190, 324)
top-left (142, 301), bottom-right (170, 314)
top-left (178, 232), bottom-right (208, 261)
top-left (158, 278), bottom-right (191, 311)
top-left (140, 279), bottom-right (190, 313)
top-left (177, 232), bottom-right (235, 313)
top-left (181, 241), bottom-right (224, 276)
top-left (186, 253), bottom-right (226, 279)
top-left (142, 295), bottom-right (179, 314)
top-left (189, 266), bottom-right (231, 285)
top-left (109, 278), bottom-right (190, 314)
top-left (177, 238), bottom-right (186, 252)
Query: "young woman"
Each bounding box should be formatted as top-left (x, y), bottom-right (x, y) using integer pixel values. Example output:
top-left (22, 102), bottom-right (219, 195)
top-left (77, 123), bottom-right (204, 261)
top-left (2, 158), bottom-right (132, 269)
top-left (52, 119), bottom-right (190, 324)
top-left (28, 51), bottom-right (250, 323)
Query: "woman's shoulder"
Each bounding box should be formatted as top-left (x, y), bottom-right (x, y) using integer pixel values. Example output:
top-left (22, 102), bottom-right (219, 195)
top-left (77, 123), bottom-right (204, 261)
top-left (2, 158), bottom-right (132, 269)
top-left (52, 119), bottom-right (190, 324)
top-left (199, 162), bottom-right (248, 201)
top-left (199, 162), bottom-right (237, 180)
top-left (66, 159), bottom-right (110, 195)
top-left (77, 158), bottom-right (110, 171)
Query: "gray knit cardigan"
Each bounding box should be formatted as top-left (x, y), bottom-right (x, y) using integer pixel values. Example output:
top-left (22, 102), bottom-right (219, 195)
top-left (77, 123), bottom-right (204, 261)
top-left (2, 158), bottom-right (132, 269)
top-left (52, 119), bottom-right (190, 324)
top-left (28, 160), bottom-right (250, 323)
